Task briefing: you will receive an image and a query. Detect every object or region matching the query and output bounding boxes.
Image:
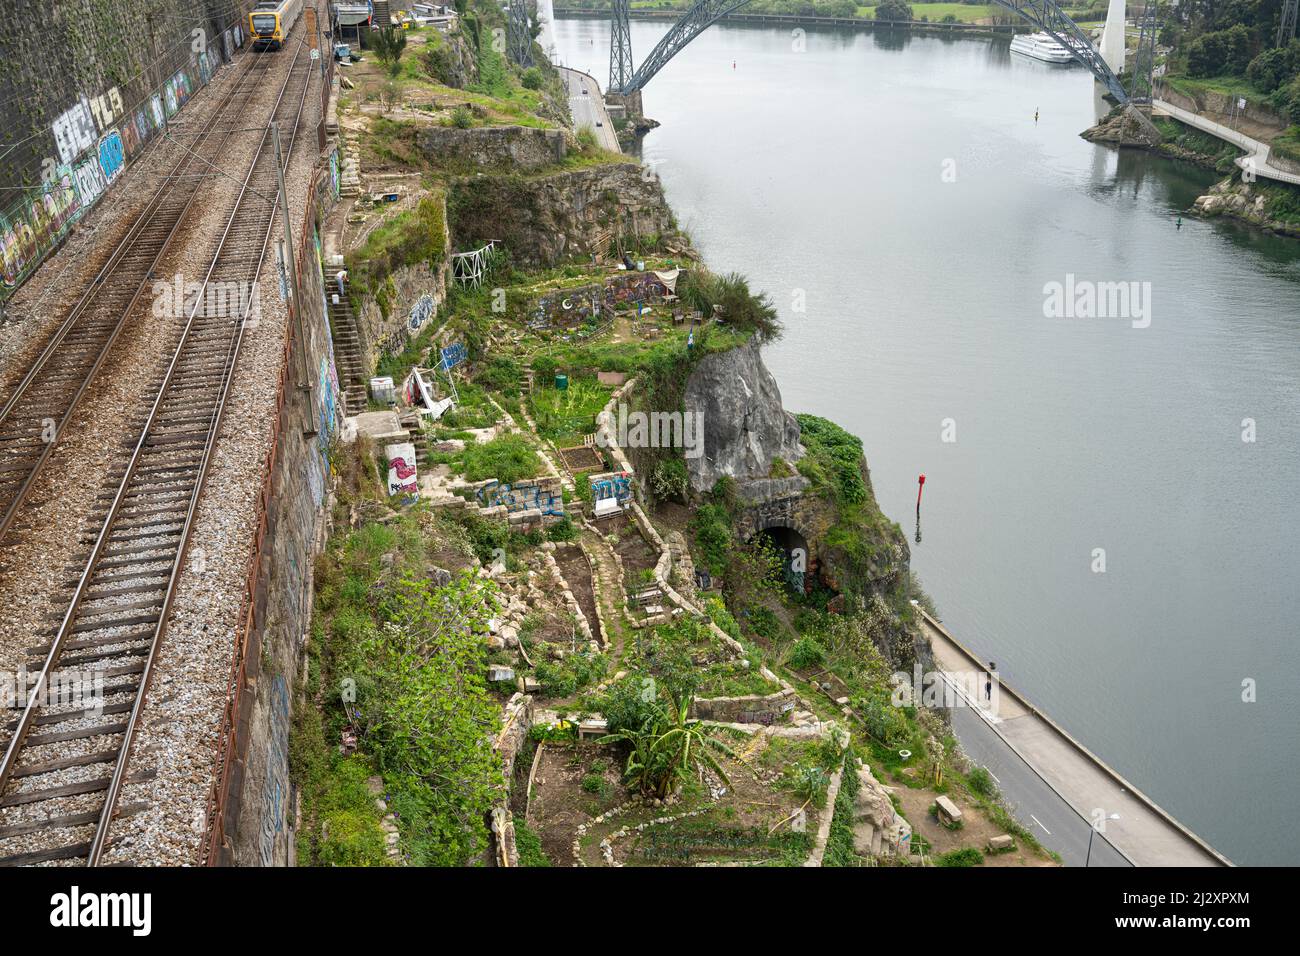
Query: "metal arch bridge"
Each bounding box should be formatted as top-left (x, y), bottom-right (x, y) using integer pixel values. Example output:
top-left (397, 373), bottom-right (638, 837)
top-left (602, 0), bottom-right (1155, 106)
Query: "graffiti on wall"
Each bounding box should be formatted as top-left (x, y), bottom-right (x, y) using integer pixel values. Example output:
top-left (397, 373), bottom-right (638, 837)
top-left (590, 471), bottom-right (633, 505)
top-left (2, 34), bottom-right (235, 298)
top-left (409, 292), bottom-right (435, 333)
top-left (259, 674), bottom-right (291, 866)
top-left (528, 274), bottom-right (671, 331)
top-left (476, 478), bottom-right (565, 516)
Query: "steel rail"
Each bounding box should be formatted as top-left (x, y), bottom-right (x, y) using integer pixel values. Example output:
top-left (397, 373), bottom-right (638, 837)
top-left (0, 50), bottom-right (277, 546)
top-left (0, 39), bottom-right (312, 866)
top-left (85, 43), bottom-right (314, 867)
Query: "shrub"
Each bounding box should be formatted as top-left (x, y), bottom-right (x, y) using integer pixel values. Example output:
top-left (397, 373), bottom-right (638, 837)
top-left (1187, 24), bottom-right (1251, 78)
top-left (451, 105), bottom-right (474, 129)
top-left (514, 816), bottom-right (550, 866)
top-left (599, 675), bottom-right (666, 735)
top-left (521, 67), bottom-right (543, 90)
top-left (968, 766), bottom-right (997, 798)
top-left (874, 0), bottom-right (913, 22)
top-left (936, 847), bottom-right (984, 867)
top-left (1246, 41), bottom-right (1300, 94)
top-left (788, 636), bottom-right (827, 670)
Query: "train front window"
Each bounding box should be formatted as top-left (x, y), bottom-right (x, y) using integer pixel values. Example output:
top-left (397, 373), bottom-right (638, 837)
top-left (252, 15), bottom-right (276, 33)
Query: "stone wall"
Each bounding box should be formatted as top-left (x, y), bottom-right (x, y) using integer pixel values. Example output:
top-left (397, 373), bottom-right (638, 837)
top-left (417, 125), bottom-right (567, 171)
top-left (353, 192), bottom-right (452, 368)
top-left (0, 1), bottom-right (252, 299)
top-left (691, 689), bottom-right (797, 724)
top-left (1158, 84), bottom-right (1289, 137)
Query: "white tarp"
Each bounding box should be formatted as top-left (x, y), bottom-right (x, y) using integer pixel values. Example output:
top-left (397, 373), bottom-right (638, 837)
top-left (653, 268), bottom-right (680, 294)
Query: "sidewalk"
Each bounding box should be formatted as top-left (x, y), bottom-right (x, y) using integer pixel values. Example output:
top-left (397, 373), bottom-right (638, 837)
top-left (1152, 98), bottom-right (1300, 186)
top-left (920, 609), bottom-right (1230, 867)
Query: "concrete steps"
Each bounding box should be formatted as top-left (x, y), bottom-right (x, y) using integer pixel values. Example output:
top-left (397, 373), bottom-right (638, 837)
top-left (327, 296), bottom-right (369, 412)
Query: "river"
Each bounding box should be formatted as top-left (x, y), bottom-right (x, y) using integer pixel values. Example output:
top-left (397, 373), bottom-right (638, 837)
top-left (553, 16), bottom-right (1300, 866)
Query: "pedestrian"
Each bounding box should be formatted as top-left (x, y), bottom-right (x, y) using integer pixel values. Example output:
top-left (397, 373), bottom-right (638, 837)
top-left (985, 678), bottom-right (992, 702)
top-left (1034, 108), bottom-right (1039, 123)
top-left (336, 268), bottom-right (348, 296)
top-left (1176, 216), bottom-right (1183, 230)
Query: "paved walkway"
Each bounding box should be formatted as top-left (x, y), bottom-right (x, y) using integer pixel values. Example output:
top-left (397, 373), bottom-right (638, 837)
top-left (1153, 98), bottom-right (1300, 186)
top-left (920, 609), bottom-right (1231, 867)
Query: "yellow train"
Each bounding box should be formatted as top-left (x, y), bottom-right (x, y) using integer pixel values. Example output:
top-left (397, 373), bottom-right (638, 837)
top-left (249, 0), bottom-right (304, 51)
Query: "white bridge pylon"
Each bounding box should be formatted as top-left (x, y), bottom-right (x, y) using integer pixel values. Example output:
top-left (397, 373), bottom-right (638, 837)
top-left (1099, 0), bottom-right (1126, 75)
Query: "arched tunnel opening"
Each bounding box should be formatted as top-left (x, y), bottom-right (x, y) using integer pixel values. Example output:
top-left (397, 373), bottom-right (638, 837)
top-left (752, 525), bottom-right (811, 597)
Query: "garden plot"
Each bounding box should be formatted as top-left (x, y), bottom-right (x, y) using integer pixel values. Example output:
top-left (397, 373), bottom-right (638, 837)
top-left (626, 617), bottom-right (782, 702)
top-left (553, 542), bottom-right (602, 646)
top-left (526, 731), bottom-right (842, 867)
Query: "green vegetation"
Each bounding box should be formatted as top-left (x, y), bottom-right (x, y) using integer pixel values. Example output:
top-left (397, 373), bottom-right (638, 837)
top-left (600, 690), bottom-right (739, 799)
top-left (872, 0), bottom-right (914, 21)
top-left (371, 26), bottom-right (409, 77)
top-left (346, 193), bottom-right (447, 321)
top-left (1152, 116), bottom-right (1245, 173)
top-left (529, 376), bottom-right (612, 446)
top-left (936, 846), bottom-right (985, 866)
top-left (460, 433), bottom-right (542, 483)
top-left (514, 816), bottom-right (551, 866)
top-left (296, 499), bottom-right (505, 866)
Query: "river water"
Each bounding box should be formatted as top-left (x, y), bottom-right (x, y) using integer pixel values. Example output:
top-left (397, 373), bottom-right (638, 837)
top-left (554, 17), bottom-right (1300, 866)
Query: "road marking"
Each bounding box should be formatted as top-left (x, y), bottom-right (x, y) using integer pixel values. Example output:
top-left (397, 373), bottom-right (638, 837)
top-left (1030, 814), bottom-right (1051, 835)
top-left (984, 766), bottom-right (1001, 785)
top-left (938, 671), bottom-right (1002, 724)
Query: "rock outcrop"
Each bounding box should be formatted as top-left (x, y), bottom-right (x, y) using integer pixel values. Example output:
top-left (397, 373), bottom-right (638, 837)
top-left (448, 161), bottom-right (675, 267)
top-left (1081, 105), bottom-right (1163, 148)
top-left (1192, 180), bottom-right (1300, 238)
top-left (683, 337), bottom-right (804, 494)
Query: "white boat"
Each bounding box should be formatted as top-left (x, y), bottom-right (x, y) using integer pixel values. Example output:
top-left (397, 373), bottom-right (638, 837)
top-left (1010, 32), bottom-right (1082, 65)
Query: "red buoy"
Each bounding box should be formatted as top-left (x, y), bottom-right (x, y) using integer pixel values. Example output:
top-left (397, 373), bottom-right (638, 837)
top-left (917, 473), bottom-right (926, 507)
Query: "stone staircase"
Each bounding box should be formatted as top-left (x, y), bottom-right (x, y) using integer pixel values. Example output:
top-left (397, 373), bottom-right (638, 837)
top-left (327, 295), bottom-right (368, 412)
top-left (399, 409), bottom-right (429, 463)
top-left (339, 144), bottom-right (362, 198)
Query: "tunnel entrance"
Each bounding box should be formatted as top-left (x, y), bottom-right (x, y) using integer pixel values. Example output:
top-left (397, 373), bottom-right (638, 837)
top-left (752, 525), bottom-right (810, 596)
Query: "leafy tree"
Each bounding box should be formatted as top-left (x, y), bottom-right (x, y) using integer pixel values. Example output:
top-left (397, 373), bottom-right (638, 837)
top-left (874, 0), bottom-right (914, 22)
top-left (1247, 40), bottom-right (1300, 92)
top-left (342, 571), bottom-right (503, 865)
top-left (1186, 23), bottom-right (1252, 76)
top-left (371, 26), bottom-right (409, 77)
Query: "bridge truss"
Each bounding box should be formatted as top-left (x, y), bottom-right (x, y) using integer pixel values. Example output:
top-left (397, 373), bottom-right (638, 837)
top-left (609, 0), bottom-right (1134, 105)
top-left (610, 0), bottom-right (635, 94)
top-left (508, 0), bottom-right (534, 68)
top-left (1281, 0), bottom-right (1298, 47)
top-left (989, 0), bottom-right (1127, 102)
top-left (1129, 2), bottom-right (1158, 105)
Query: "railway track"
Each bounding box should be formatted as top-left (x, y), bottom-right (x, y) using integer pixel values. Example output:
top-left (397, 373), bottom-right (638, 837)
top-left (0, 38), bottom-right (313, 867)
top-left (0, 46), bottom-right (280, 551)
